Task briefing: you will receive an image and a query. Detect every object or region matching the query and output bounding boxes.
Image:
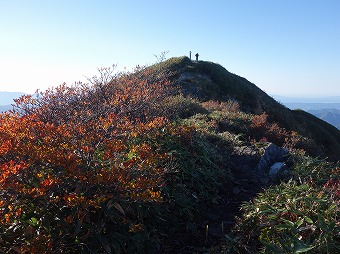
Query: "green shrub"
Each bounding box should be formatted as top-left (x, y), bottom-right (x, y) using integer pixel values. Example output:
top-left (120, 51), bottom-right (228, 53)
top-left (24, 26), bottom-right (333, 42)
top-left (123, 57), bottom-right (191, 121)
top-left (224, 157), bottom-right (339, 254)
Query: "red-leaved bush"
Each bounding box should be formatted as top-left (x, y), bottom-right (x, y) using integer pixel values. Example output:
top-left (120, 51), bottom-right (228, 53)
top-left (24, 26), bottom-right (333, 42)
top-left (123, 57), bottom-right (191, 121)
top-left (0, 66), bottom-right (193, 253)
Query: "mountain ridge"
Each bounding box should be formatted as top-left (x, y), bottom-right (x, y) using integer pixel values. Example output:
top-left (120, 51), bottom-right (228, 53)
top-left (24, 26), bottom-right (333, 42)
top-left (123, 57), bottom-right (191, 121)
top-left (159, 56), bottom-right (340, 161)
top-left (1, 56), bottom-right (339, 253)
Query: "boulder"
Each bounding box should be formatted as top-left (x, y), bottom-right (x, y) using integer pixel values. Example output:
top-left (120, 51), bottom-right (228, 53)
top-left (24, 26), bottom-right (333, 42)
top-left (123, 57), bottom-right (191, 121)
top-left (268, 162), bottom-right (288, 179)
top-left (255, 143), bottom-right (289, 177)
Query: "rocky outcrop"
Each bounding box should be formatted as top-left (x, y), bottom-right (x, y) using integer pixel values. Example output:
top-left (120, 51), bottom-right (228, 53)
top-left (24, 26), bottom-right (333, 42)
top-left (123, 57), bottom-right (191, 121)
top-left (255, 143), bottom-right (289, 183)
top-left (231, 142), bottom-right (289, 183)
top-left (205, 143), bottom-right (290, 240)
top-left (268, 162), bottom-right (288, 179)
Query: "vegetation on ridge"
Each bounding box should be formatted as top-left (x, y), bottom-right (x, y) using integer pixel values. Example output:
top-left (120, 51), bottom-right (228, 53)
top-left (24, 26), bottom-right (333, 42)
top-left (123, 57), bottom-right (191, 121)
top-left (0, 57), bottom-right (339, 253)
top-left (168, 56), bottom-right (340, 161)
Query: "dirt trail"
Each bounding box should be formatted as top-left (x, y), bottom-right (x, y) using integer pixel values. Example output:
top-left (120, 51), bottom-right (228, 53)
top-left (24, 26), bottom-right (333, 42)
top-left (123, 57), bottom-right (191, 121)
top-left (203, 153), bottom-right (264, 240)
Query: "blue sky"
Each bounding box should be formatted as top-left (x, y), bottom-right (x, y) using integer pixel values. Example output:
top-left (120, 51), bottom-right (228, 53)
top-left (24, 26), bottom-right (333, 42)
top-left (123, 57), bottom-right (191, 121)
top-left (1, 0), bottom-right (339, 97)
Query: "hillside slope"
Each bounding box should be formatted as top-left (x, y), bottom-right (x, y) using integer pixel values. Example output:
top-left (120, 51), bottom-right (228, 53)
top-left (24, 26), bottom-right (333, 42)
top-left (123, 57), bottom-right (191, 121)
top-left (157, 56), bottom-right (340, 161)
top-left (0, 57), bottom-right (338, 253)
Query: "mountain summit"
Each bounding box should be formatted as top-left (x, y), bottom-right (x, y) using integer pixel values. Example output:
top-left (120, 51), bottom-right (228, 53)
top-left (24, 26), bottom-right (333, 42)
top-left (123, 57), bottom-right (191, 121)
top-left (158, 56), bottom-right (340, 161)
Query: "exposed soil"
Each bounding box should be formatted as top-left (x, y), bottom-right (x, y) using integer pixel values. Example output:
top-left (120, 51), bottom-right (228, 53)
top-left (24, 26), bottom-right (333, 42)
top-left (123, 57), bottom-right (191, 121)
top-left (203, 153), bottom-right (264, 239)
top-left (166, 151), bottom-right (269, 253)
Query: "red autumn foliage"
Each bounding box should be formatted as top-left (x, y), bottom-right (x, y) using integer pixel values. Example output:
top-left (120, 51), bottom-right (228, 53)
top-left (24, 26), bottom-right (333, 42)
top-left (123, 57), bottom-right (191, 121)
top-left (250, 112), bottom-right (295, 147)
top-left (0, 66), bottom-right (189, 252)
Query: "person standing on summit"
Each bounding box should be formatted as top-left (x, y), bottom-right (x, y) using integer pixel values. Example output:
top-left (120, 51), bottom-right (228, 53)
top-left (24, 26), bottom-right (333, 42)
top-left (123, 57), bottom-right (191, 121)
top-left (195, 53), bottom-right (199, 61)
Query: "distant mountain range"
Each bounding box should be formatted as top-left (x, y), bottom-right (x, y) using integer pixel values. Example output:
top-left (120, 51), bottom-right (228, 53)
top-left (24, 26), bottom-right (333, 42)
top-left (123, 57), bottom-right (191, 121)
top-left (307, 108), bottom-right (340, 129)
top-left (0, 91), bottom-right (25, 105)
top-left (272, 95), bottom-right (340, 103)
top-left (272, 95), bottom-right (340, 129)
top-left (0, 91), bottom-right (26, 113)
top-left (282, 102), bottom-right (340, 111)
top-left (0, 104), bottom-right (13, 112)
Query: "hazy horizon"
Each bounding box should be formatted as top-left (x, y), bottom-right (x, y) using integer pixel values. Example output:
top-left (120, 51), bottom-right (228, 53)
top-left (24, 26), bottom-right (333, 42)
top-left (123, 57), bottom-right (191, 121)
top-left (1, 90), bottom-right (339, 107)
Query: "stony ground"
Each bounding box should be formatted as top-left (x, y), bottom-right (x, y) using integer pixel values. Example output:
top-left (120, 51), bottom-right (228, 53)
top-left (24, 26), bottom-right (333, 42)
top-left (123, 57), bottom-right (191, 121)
top-left (171, 143), bottom-right (290, 253)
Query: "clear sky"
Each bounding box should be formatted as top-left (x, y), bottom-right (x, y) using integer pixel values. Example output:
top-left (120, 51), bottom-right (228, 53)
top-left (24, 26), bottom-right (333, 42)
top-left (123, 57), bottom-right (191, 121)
top-left (1, 0), bottom-right (339, 97)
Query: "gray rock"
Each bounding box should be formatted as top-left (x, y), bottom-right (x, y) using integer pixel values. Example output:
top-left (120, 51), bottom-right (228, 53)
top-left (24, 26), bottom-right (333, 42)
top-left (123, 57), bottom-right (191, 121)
top-left (268, 162), bottom-right (288, 179)
top-left (255, 143), bottom-right (288, 176)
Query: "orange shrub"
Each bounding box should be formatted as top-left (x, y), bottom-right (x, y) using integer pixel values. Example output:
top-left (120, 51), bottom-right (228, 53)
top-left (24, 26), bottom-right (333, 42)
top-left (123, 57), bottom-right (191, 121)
top-left (0, 66), bottom-right (180, 253)
top-left (251, 112), bottom-right (290, 146)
